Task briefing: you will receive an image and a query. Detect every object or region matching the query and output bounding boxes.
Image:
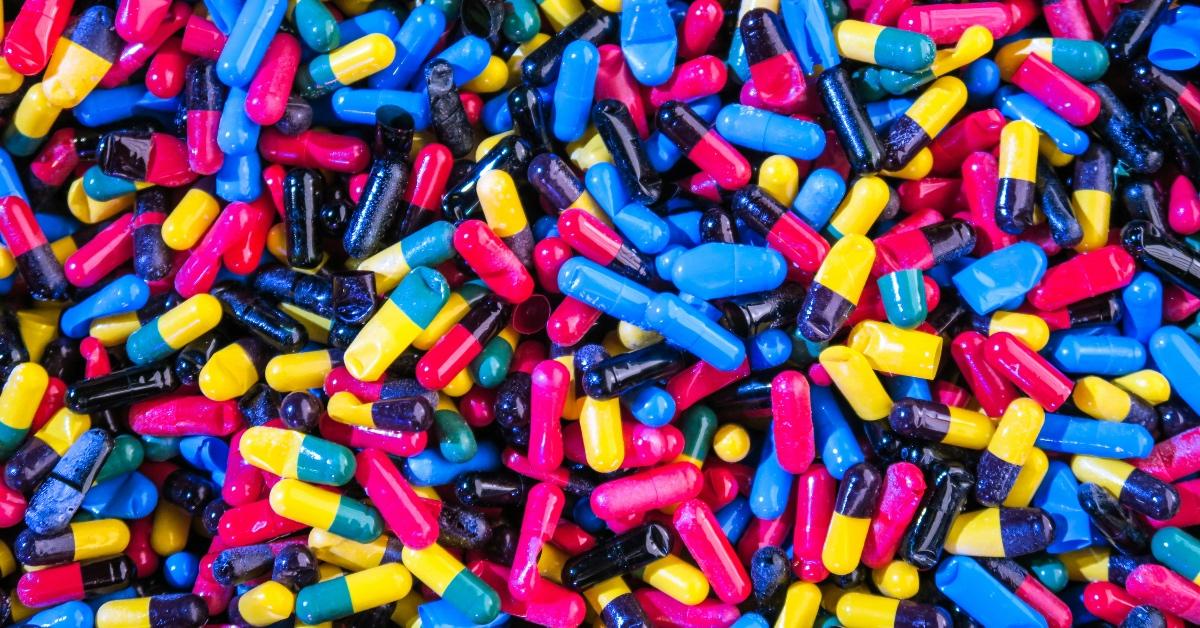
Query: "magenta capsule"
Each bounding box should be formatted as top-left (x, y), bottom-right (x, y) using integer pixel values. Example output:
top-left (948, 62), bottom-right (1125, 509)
top-left (1169, 176), bottom-right (1200, 236)
top-left (529, 360), bottom-right (568, 471)
top-left (673, 498), bottom-right (751, 604)
top-left (180, 13), bottom-right (227, 61)
top-left (104, 2), bottom-right (191, 88)
top-left (1042, 0), bottom-right (1092, 39)
top-left (657, 101), bottom-right (752, 190)
top-left (223, 430), bottom-right (266, 506)
top-left (558, 209), bottom-right (654, 283)
top-left (117, 0), bottom-right (173, 43)
top-left (175, 199), bottom-right (273, 297)
top-left (731, 185), bottom-right (831, 274)
top-left (591, 461), bottom-right (703, 520)
top-left (1126, 565), bottom-right (1200, 624)
top-left (129, 394), bottom-right (242, 436)
top-left (185, 59), bottom-right (225, 176)
top-left (400, 144), bottom-right (454, 235)
top-left (896, 3), bottom-right (1012, 44)
top-left (245, 34), bottom-right (300, 126)
top-left (546, 298), bottom-right (603, 346)
top-left (320, 415), bottom-right (426, 457)
top-left (99, 132), bottom-right (197, 187)
top-left (454, 220), bottom-right (534, 304)
top-left (771, 371), bottom-right (814, 475)
top-left (740, 9), bottom-right (805, 110)
top-left (861, 462), bottom-right (926, 568)
top-left (666, 359), bottom-right (750, 419)
top-left (983, 332), bottom-right (1074, 411)
top-left (951, 331), bottom-right (1020, 417)
top-left (258, 128), bottom-right (370, 173)
top-left (0, 195), bottom-right (70, 301)
top-left (221, 199), bottom-right (274, 274)
top-left (4, 0), bottom-right (74, 76)
top-left (636, 589), bottom-right (740, 626)
top-left (145, 37), bottom-right (189, 98)
top-left (647, 55), bottom-right (727, 108)
top-left (510, 482), bottom-right (565, 601)
top-left (929, 109), bottom-right (1005, 175)
top-left (595, 45), bottom-right (649, 139)
top-left (356, 448), bottom-right (437, 549)
top-left (1135, 426), bottom-right (1200, 483)
top-left (64, 212), bottom-right (135, 288)
top-left (563, 421), bottom-right (682, 470)
top-left (534, 237), bottom-right (572, 293)
top-left (677, 0), bottom-right (722, 59)
top-left (219, 499), bottom-right (307, 547)
top-left (1027, 245), bottom-right (1136, 311)
top-left (1010, 54), bottom-right (1101, 127)
top-left (793, 464), bottom-right (836, 582)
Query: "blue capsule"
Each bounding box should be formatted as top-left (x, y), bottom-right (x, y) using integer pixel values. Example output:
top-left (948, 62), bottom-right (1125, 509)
top-left (331, 88), bottom-right (431, 128)
top-left (866, 97), bottom-right (915, 132)
top-left (715, 496), bottom-right (753, 543)
top-left (621, 0), bottom-right (677, 86)
top-left (415, 35), bottom-right (491, 90)
top-left (370, 5), bottom-right (446, 90)
top-left (1150, 326), bottom-right (1200, 414)
top-left (963, 59), bottom-right (1001, 107)
top-left (0, 148), bottom-right (28, 200)
top-left (21, 601), bottom-right (95, 628)
top-left (216, 0), bottom-right (288, 87)
top-left (779, 0), bottom-right (840, 73)
top-left (645, 293), bottom-right (746, 371)
top-left (715, 105), bottom-right (826, 159)
top-left (552, 41), bottom-right (600, 142)
top-left (886, 375), bottom-right (932, 402)
top-left (791, 168), bottom-right (846, 230)
top-left (1122, 271), bottom-right (1163, 344)
top-left (26, 429), bottom-right (113, 535)
top-left (558, 257), bottom-right (658, 326)
top-left (338, 9), bottom-right (402, 42)
top-left (481, 93), bottom-right (514, 134)
top-left (80, 471), bottom-right (158, 520)
top-left (179, 436), bottom-right (230, 476)
top-left (936, 556), bottom-right (1049, 628)
top-left (164, 551), bottom-right (201, 589)
top-left (1031, 461), bottom-right (1095, 553)
top-left (749, 329), bottom-right (793, 370)
top-left (995, 86), bottom-right (1089, 156)
top-left (750, 428), bottom-right (793, 520)
top-left (217, 86), bottom-right (261, 156)
top-left (811, 384), bottom-right (865, 480)
top-left (1048, 334), bottom-right (1146, 376)
top-left (404, 441), bottom-right (501, 486)
top-left (951, 241), bottom-right (1048, 314)
top-left (665, 211), bottom-right (704, 247)
top-left (216, 152), bottom-right (263, 202)
top-left (61, 275), bottom-right (151, 338)
top-left (1037, 412), bottom-right (1155, 458)
top-left (419, 599), bottom-right (509, 628)
top-left (623, 384), bottom-right (676, 427)
top-left (732, 613), bottom-right (772, 628)
top-left (670, 243), bottom-right (787, 300)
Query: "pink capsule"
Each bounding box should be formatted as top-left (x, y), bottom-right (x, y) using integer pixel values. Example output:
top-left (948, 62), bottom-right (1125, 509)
top-left (222, 430), bottom-right (266, 506)
top-left (145, 37), bottom-right (189, 98)
top-left (1126, 565), bottom-right (1200, 624)
top-left (258, 128), bottom-right (370, 173)
top-left (896, 3), bottom-right (1012, 43)
top-left (117, 0), bottom-right (173, 43)
top-left (792, 464), bottom-right (835, 582)
top-left (246, 33), bottom-right (301, 126)
top-left (102, 1), bottom-right (192, 88)
top-left (1027, 245), bottom-right (1136, 311)
top-left (356, 448), bottom-right (438, 549)
top-left (180, 13), bottom-right (226, 61)
top-left (595, 45), bottom-right (649, 137)
top-left (4, 0), bottom-right (74, 76)
top-left (193, 540), bottom-right (234, 615)
top-left (861, 462), bottom-right (926, 568)
top-left (864, 0), bottom-right (914, 26)
top-left (929, 109), bottom-right (1006, 175)
top-left (471, 560), bottom-right (586, 628)
top-left (218, 499), bottom-right (307, 547)
top-left (563, 421), bottom-right (682, 469)
top-left (1042, 0), bottom-right (1093, 39)
top-left (648, 55), bottom-right (728, 108)
top-left (64, 213), bottom-right (135, 288)
top-left (1165, 284), bottom-right (1200, 322)
top-left (175, 200), bottom-right (270, 296)
top-left (1135, 426), bottom-right (1200, 483)
top-left (454, 221), bottom-right (534, 303)
top-left (546, 297), bottom-right (603, 346)
top-left (510, 483), bottom-right (564, 601)
top-left (1011, 54), bottom-right (1101, 126)
top-left (678, 0), bottom-right (722, 59)
top-left (983, 331), bottom-right (1074, 411)
top-left (590, 461), bottom-right (703, 520)
top-left (529, 360), bottom-right (568, 471)
top-left (1146, 478), bottom-right (1200, 529)
top-left (1169, 175), bottom-right (1200, 235)
top-left (770, 370), bottom-right (814, 474)
top-left (737, 497), bottom-right (795, 565)
top-left (951, 331), bottom-right (1020, 417)
top-left (221, 198), bottom-right (275, 275)
top-left (636, 588), bottom-right (741, 627)
top-left (129, 394), bottom-right (242, 436)
top-left (666, 359), bottom-right (750, 419)
top-left (673, 499), bottom-right (751, 604)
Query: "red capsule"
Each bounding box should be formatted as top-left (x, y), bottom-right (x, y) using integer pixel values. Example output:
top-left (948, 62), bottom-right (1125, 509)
top-left (223, 429), bottom-right (266, 506)
top-left (929, 109), bottom-right (1006, 175)
top-left (31, 379), bottom-right (66, 434)
top-left (1084, 581), bottom-right (1185, 628)
top-left (180, 13), bottom-right (226, 61)
top-left (246, 33), bottom-right (300, 126)
top-left (128, 393), bottom-right (243, 436)
top-left (454, 220), bottom-right (534, 304)
top-left (258, 128), bottom-right (370, 173)
top-left (356, 448), bottom-right (438, 549)
top-left (951, 331), bottom-right (1019, 417)
top-left (0, 482), bottom-right (26, 528)
top-left (591, 461), bottom-right (703, 520)
top-left (4, 0), bottom-right (74, 76)
top-left (737, 496), bottom-right (794, 564)
top-left (551, 521), bottom-right (596, 554)
top-left (1011, 54), bottom-right (1101, 126)
top-left (741, 9), bottom-right (805, 110)
top-left (64, 213), bottom-right (135, 288)
top-left (666, 359), bottom-right (750, 419)
top-left (218, 499), bottom-right (306, 547)
top-left (792, 464), bottom-right (835, 582)
top-left (673, 499), bottom-right (750, 604)
top-left (1126, 565), bottom-right (1200, 624)
top-left (1165, 284), bottom-right (1200, 322)
top-left (596, 45), bottom-right (649, 138)
top-left (1027, 245), bottom-right (1136, 311)
top-left (175, 198), bottom-right (272, 296)
top-left (1085, 0), bottom-right (1117, 33)
top-left (636, 589), bottom-right (741, 627)
top-left (983, 331), bottom-right (1074, 411)
top-left (897, 177), bottom-right (962, 214)
top-left (29, 128), bottom-right (82, 189)
top-left (1135, 426), bottom-right (1200, 483)
top-left (185, 60), bottom-right (223, 175)
top-left (18, 557), bottom-right (134, 608)
top-left (510, 482), bottom-right (564, 601)
top-left (529, 360), bottom-right (568, 472)
top-left (861, 462), bottom-right (925, 568)
top-left (678, 0), bottom-right (722, 59)
top-left (262, 163), bottom-right (286, 216)
top-left (402, 143), bottom-right (454, 230)
top-left (896, 3), bottom-right (1012, 44)
top-left (770, 371), bottom-right (814, 474)
top-left (145, 37), bottom-right (189, 98)
top-left (125, 516), bottom-right (158, 578)
top-left (533, 236), bottom-right (572, 293)
top-left (648, 55), bottom-right (727, 109)
top-left (103, 1), bottom-right (191, 88)
top-left (221, 198), bottom-right (274, 275)
top-left (701, 467), bottom-right (740, 511)
top-left (1042, 0), bottom-right (1092, 39)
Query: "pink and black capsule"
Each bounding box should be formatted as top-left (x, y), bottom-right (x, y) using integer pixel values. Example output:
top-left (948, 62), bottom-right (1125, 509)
top-left (656, 101), bottom-right (752, 191)
top-left (97, 130), bottom-right (197, 188)
top-left (740, 9), bottom-right (805, 110)
top-left (184, 59), bottom-right (226, 176)
top-left (0, 195), bottom-right (70, 301)
top-left (133, 188), bottom-right (173, 282)
top-left (730, 185), bottom-right (830, 274)
top-left (875, 219), bottom-right (976, 275)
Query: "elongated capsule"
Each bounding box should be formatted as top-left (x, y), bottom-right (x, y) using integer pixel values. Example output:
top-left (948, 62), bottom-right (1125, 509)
top-left (344, 267), bottom-right (450, 381)
top-left (1071, 455), bottom-right (1180, 520)
top-left (798, 235), bottom-right (875, 342)
top-left (239, 426), bottom-right (355, 486)
top-left (976, 398), bottom-right (1045, 506)
top-left (657, 100), bottom-right (752, 190)
top-left (97, 593), bottom-right (209, 627)
top-left (838, 592), bottom-right (950, 628)
top-left (823, 463), bottom-right (882, 576)
top-left (268, 479), bottom-right (382, 542)
top-left (403, 542), bottom-right (502, 624)
top-left (882, 77), bottom-right (967, 170)
top-left (15, 518), bottom-right (129, 566)
top-left (295, 563), bottom-right (413, 624)
top-left (820, 346), bottom-right (893, 421)
top-left (995, 120), bottom-right (1039, 235)
top-left (944, 507), bottom-right (1054, 557)
top-left (889, 399), bottom-right (995, 449)
top-left (4, 407), bottom-right (90, 493)
top-left (125, 294), bottom-right (222, 365)
top-left (0, 364), bottom-right (49, 458)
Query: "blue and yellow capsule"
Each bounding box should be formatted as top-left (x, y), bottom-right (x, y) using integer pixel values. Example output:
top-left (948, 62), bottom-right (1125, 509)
top-left (972, 311), bottom-right (1050, 351)
top-left (833, 20), bottom-right (936, 73)
top-left (1152, 527), bottom-right (1200, 584)
top-left (944, 507), bottom-right (1054, 557)
top-left (882, 77), bottom-right (966, 171)
top-left (235, 580), bottom-right (295, 627)
top-left (357, 221), bottom-right (456, 293)
top-left (198, 338), bottom-right (269, 401)
top-left (5, 407), bottom-right (90, 493)
top-left (343, 267), bottom-right (450, 381)
top-left (125, 294), bottom-right (223, 365)
top-left (994, 120), bottom-right (1039, 235)
top-left (269, 478), bottom-right (383, 543)
top-left (1072, 376), bottom-right (1158, 432)
top-left (240, 426), bottom-right (356, 486)
top-left (820, 346), bottom-right (893, 421)
top-left (297, 34), bottom-right (397, 98)
top-left (3, 84), bottom-right (62, 157)
top-left (296, 563), bottom-right (413, 624)
top-left (401, 542), bottom-right (501, 624)
top-left (309, 527), bottom-right (404, 571)
top-left (1071, 144), bottom-right (1113, 252)
top-left (15, 518), bottom-right (130, 566)
top-left (0, 363), bottom-right (49, 457)
top-left (264, 348), bottom-right (345, 392)
top-left (327, 391), bottom-right (434, 432)
top-left (847, 320), bottom-right (943, 380)
top-left (162, 180), bottom-right (221, 251)
top-left (798, 234), bottom-right (875, 343)
top-left (1071, 455), bottom-right (1180, 520)
top-left (826, 176), bottom-right (890, 240)
top-left (888, 398), bottom-right (996, 449)
top-left (838, 592), bottom-right (949, 628)
top-left (823, 462), bottom-right (883, 575)
top-left (41, 6), bottom-right (122, 109)
top-left (976, 398), bottom-right (1044, 507)
top-left (96, 593), bottom-right (210, 628)
top-left (994, 38), bottom-right (1109, 82)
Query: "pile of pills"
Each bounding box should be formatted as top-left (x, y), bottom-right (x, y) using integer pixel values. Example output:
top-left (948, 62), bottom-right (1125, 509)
top-left (0, 0), bottom-right (1197, 624)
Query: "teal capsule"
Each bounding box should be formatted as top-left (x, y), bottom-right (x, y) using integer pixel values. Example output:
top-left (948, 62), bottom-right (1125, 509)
top-left (95, 435), bottom-right (146, 483)
top-left (82, 165), bottom-right (143, 201)
top-left (878, 269), bottom-right (927, 329)
top-left (1028, 556), bottom-right (1068, 592)
top-left (296, 34), bottom-right (397, 98)
top-left (434, 404), bottom-right (477, 463)
top-left (1152, 527), bottom-right (1200, 584)
top-left (240, 426), bottom-right (357, 486)
top-left (141, 436), bottom-right (180, 461)
top-left (293, 0), bottom-right (340, 52)
top-left (503, 0), bottom-right (541, 42)
top-left (835, 20), bottom-right (936, 73)
top-left (996, 38), bottom-right (1110, 83)
top-left (469, 329), bottom-right (516, 388)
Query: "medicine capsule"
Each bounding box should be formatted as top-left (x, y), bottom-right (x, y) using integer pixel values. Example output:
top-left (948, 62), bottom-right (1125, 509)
top-left (994, 120), bottom-right (1039, 235)
top-left (328, 392), bottom-right (434, 432)
top-left (732, 185), bottom-right (831, 274)
top-left (976, 398), bottom-right (1045, 506)
top-left (96, 593), bottom-right (209, 628)
top-left (657, 100), bottom-right (752, 190)
top-left (834, 20), bottom-right (937, 73)
top-left (944, 507), bottom-right (1054, 557)
top-left (125, 294), bottom-right (222, 366)
top-left (0, 363), bottom-right (49, 458)
top-left (343, 267), bottom-right (449, 381)
top-left (14, 518), bottom-right (129, 567)
top-left (1071, 455), bottom-right (1181, 520)
top-left (17, 554), bottom-right (135, 608)
top-left (823, 462), bottom-right (882, 576)
top-left (882, 77), bottom-right (967, 170)
top-left (269, 478), bottom-right (383, 542)
top-left (888, 398), bottom-right (995, 449)
top-left (837, 592), bottom-right (950, 628)
top-left (239, 425), bottom-right (355, 486)
top-left (402, 542), bottom-right (502, 624)
top-left (798, 234), bottom-right (875, 342)
top-left (1072, 376), bottom-right (1158, 433)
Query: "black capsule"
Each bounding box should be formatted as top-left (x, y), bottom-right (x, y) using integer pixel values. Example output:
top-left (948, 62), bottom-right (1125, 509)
top-left (427, 60), bottom-right (474, 159)
top-left (5, 430), bottom-right (64, 494)
top-left (562, 523), bottom-right (673, 591)
top-left (484, 521), bottom-right (518, 565)
top-left (834, 463), bottom-right (882, 518)
top-left (438, 502), bottom-right (492, 549)
top-left (459, 0), bottom-right (505, 41)
top-left (443, 135), bottom-right (533, 223)
top-left (184, 59), bottom-right (224, 113)
top-left (902, 463), bottom-right (974, 570)
top-left (720, 283), bottom-right (807, 336)
top-left (1102, 0), bottom-right (1169, 64)
top-left (173, 333), bottom-right (225, 387)
top-left (200, 499), bottom-right (228, 536)
top-left (1122, 604), bottom-right (1168, 628)
top-left (252, 265), bottom-right (335, 319)
top-left (211, 544), bottom-right (274, 586)
top-left (1122, 219), bottom-right (1200, 296)
top-left (238, 382), bottom-right (281, 427)
top-left (1078, 482), bottom-right (1150, 555)
top-left (699, 206), bottom-right (737, 243)
top-left (509, 84), bottom-right (556, 155)
top-left (1089, 82), bottom-right (1164, 174)
top-left (750, 545), bottom-right (791, 618)
top-left (1140, 93), bottom-right (1200, 187)
top-left (599, 592), bottom-right (651, 628)
top-left (1063, 293), bottom-right (1123, 329)
top-left (520, 7), bottom-right (617, 86)
top-left (1035, 162), bottom-right (1083, 247)
top-left (595, 99), bottom-right (660, 205)
top-left (273, 545), bottom-right (318, 590)
top-left (283, 168), bottom-right (325, 271)
top-left (343, 139), bottom-right (411, 260)
top-left (143, 593), bottom-right (209, 627)
top-left (454, 470), bottom-right (531, 507)
top-left (1159, 397), bottom-right (1200, 437)
top-left (280, 391), bottom-right (323, 433)
top-left (705, 376), bottom-right (774, 423)
top-left (65, 360), bottom-right (179, 413)
top-left (69, 555), bottom-right (136, 594)
top-left (132, 188), bottom-right (172, 281)
top-left (580, 343), bottom-right (689, 399)
top-left (818, 65), bottom-right (884, 174)
top-left (527, 152), bottom-right (589, 214)
top-left (275, 96), bottom-right (314, 136)
top-left (161, 467), bottom-right (218, 515)
top-left (40, 337), bottom-right (82, 383)
top-left (212, 281), bottom-right (308, 352)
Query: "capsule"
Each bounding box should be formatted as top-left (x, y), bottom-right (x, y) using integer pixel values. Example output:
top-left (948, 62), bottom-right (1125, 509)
top-left (888, 398), bottom-right (995, 449)
top-left (994, 120), bottom-right (1039, 235)
top-left (96, 593), bottom-right (209, 628)
top-left (983, 332), bottom-right (1074, 411)
top-left (14, 519), bottom-right (129, 566)
top-left (820, 346), bottom-right (893, 421)
top-left (732, 185), bottom-right (831, 274)
top-left (976, 398), bottom-right (1045, 506)
top-left (833, 20), bottom-right (936, 73)
top-left (294, 562), bottom-right (412, 624)
top-left (402, 542), bottom-right (501, 624)
top-left (344, 267), bottom-right (450, 381)
top-left (882, 77), bottom-right (967, 170)
top-left (17, 554), bottom-right (134, 608)
top-left (798, 235), bottom-right (875, 342)
top-left (268, 478), bottom-right (382, 542)
top-left (238, 425), bottom-right (355, 486)
top-left (1072, 375), bottom-right (1158, 434)
top-left (822, 463), bottom-right (882, 576)
top-left (5, 407), bottom-right (90, 493)
top-left (0, 196), bottom-right (70, 301)
top-left (657, 100), bottom-right (752, 190)
top-left (1071, 455), bottom-right (1180, 520)
top-left (838, 592), bottom-right (950, 628)
top-left (944, 507), bottom-right (1054, 557)
top-left (0, 363), bottom-right (49, 458)
top-left (673, 498), bottom-right (750, 604)
top-left (847, 320), bottom-right (943, 380)
top-left (415, 294), bottom-right (510, 390)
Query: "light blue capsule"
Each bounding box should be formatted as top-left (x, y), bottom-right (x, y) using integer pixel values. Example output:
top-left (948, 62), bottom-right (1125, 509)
top-left (0, 148), bottom-right (28, 200)
top-left (791, 168), bottom-right (846, 230)
top-left (1048, 334), bottom-right (1146, 376)
top-left (413, 35), bottom-right (490, 90)
top-left (61, 275), bottom-right (150, 338)
top-left (404, 441), bottom-right (501, 486)
top-left (1150, 326), bottom-right (1200, 414)
top-left (621, 0), bottom-right (678, 86)
top-left (645, 293), bottom-right (746, 371)
top-left (951, 241), bottom-right (1048, 314)
top-left (481, 93), bottom-right (513, 134)
top-left (216, 0), bottom-right (288, 87)
top-left (370, 5), bottom-right (446, 90)
top-left (995, 85), bottom-right (1089, 156)
top-left (749, 428), bottom-right (793, 519)
top-left (936, 556), bottom-right (1048, 628)
top-left (1031, 461), bottom-right (1096, 553)
top-left (715, 496), bottom-right (753, 543)
top-left (20, 601), bottom-right (95, 628)
top-left (811, 384), bottom-right (864, 479)
top-left (217, 86), bottom-right (261, 156)
top-left (216, 152), bottom-right (263, 202)
top-left (331, 88), bottom-right (431, 128)
top-left (553, 40), bottom-right (600, 142)
top-left (558, 257), bottom-right (657, 326)
top-left (715, 104), bottom-right (826, 159)
top-left (671, 243), bottom-right (787, 300)
top-left (1037, 412), bottom-right (1155, 459)
top-left (338, 9), bottom-right (401, 43)
top-left (624, 384), bottom-right (676, 427)
top-left (1122, 271), bottom-right (1163, 344)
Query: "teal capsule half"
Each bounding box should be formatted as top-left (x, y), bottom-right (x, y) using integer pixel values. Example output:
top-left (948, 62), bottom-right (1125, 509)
top-left (293, 0), bottom-right (341, 52)
top-left (878, 269), bottom-right (927, 329)
top-left (434, 407), bottom-right (477, 463)
top-left (82, 165), bottom-right (142, 201)
top-left (469, 331), bottom-right (516, 388)
top-left (1152, 527), bottom-right (1200, 584)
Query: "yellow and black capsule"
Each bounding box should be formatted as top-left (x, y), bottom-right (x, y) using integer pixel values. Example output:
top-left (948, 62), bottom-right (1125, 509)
top-left (1072, 376), bottom-right (1158, 434)
top-left (41, 6), bottom-right (123, 109)
top-left (797, 234), bottom-right (875, 342)
top-left (837, 592), bottom-right (950, 628)
top-left (971, 311), bottom-right (1050, 351)
top-left (1071, 455), bottom-right (1180, 520)
top-left (944, 507), bottom-right (1054, 557)
top-left (823, 462), bottom-right (883, 575)
top-left (994, 120), bottom-right (1039, 235)
top-left (198, 338), bottom-right (270, 402)
top-left (882, 77), bottom-right (967, 171)
top-left (14, 518), bottom-right (130, 566)
top-left (1071, 144), bottom-right (1113, 252)
top-left (1060, 546), bottom-right (1147, 585)
top-left (888, 398), bottom-right (996, 449)
top-left (976, 398), bottom-right (1044, 507)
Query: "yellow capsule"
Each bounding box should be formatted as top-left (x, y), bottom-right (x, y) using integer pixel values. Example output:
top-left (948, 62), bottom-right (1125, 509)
top-left (579, 395), bottom-right (624, 473)
top-left (583, 576), bottom-right (633, 615)
top-left (8, 592), bottom-right (32, 622)
top-left (270, 479), bottom-right (382, 542)
top-left (985, 398), bottom-right (1044, 466)
top-left (0, 58), bottom-right (23, 95)
top-left (820, 582), bottom-right (865, 615)
top-left (1060, 547), bottom-right (1116, 582)
top-left (400, 542), bottom-right (498, 622)
top-left (880, 147), bottom-right (933, 180)
top-left (163, 184), bottom-right (221, 250)
top-left (1070, 455), bottom-right (1134, 498)
top-left (279, 302), bottom-right (332, 345)
top-left (7, 84), bottom-right (62, 155)
top-left (1072, 376), bottom-right (1133, 422)
top-left (617, 321), bottom-right (661, 351)
top-left (837, 592), bottom-right (932, 628)
top-left (554, 354), bottom-right (584, 420)
top-left (758, 155), bottom-right (800, 205)
top-left (1112, 369), bottom-right (1170, 405)
top-left (64, 519), bottom-right (130, 562)
top-left (847, 320), bottom-right (943, 380)
top-left (442, 368), bottom-right (474, 397)
top-left (17, 307), bottom-right (60, 363)
top-left (824, 508), bottom-right (873, 576)
top-left (928, 25), bottom-right (993, 77)
top-left (1003, 446), bottom-right (1048, 508)
top-left (414, 291), bottom-right (472, 351)
top-left (712, 423), bottom-right (751, 462)
top-left (566, 128), bottom-right (612, 170)
top-left (906, 76), bottom-right (968, 139)
top-left (933, 404), bottom-right (996, 450)
top-left (89, 312), bottom-right (143, 346)
top-left (308, 528), bottom-right (394, 571)
top-left (478, 170), bottom-right (529, 238)
top-left (391, 590), bottom-right (424, 628)
top-left (815, 234), bottom-right (876, 306)
top-left (328, 34), bottom-right (396, 85)
top-left (981, 311), bottom-right (1050, 351)
top-left (265, 222), bottom-right (288, 264)
top-left (871, 560), bottom-right (920, 599)
top-left (0, 246), bottom-right (15, 279)
top-left (265, 350), bottom-right (341, 392)
top-left (150, 502), bottom-right (190, 556)
top-left (43, 40), bottom-right (112, 108)
top-left (999, 120), bottom-right (1039, 183)
top-left (539, 0), bottom-right (585, 30)
top-left (638, 555), bottom-right (709, 605)
top-left (341, 270), bottom-right (447, 382)
top-left (538, 543), bottom-right (568, 583)
top-left (462, 55), bottom-right (509, 93)
top-left (820, 346), bottom-right (893, 420)
top-left (0, 540), bottom-right (14, 578)
top-left (238, 580), bottom-right (295, 627)
top-left (1072, 190), bottom-right (1111, 253)
top-left (0, 363), bottom-right (49, 439)
top-left (1039, 133), bottom-right (1074, 167)
top-left (199, 341), bottom-right (263, 401)
top-left (66, 178), bottom-right (134, 224)
top-left (775, 581), bottom-right (821, 628)
top-left (828, 176), bottom-right (890, 238)
top-left (35, 408), bottom-right (90, 456)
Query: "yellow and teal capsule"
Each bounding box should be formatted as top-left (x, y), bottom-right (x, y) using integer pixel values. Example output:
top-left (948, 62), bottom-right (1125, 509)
top-left (125, 294), bottom-right (223, 365)
top-left (235, 580), bottom-right (295, 627)
top-left (1071, 455), bottom-right (1180, 520)
top-left (944, 507), bottom-right (1054, 557)
top-left (827, 176), bottom-right (890, 240)
top-left (1152, 527), bottom-right (1200, 584)
top-left (264, 348), bottom-right (345, 393)
top-left (887, 398), bottom-right (996, 449)
top-left (295, 563), bottom-right (413, 624)
top-left (3, 84), bottom-right (62, 157)
top-left (976, 398), bottom-right (1044, 506)
top-left (0, 363), bottom-right (49, 457)
top-left (327, 391), bottom-right (434, 432)
top-left (162, 181), bottom-right (221, 251)
top-left (343, 267), bottom-right (450, 381)
top-left (239, 426), bottom-right (356, 486)
top-left (96, 593), bottom-right (210, 628)
top-left (1071, 144), bottom-right (1113, 252)
top-left (820, 346), bottom-right (893, 421)
top-left (823, 463), bottom-right (883, 575)
top-left (41, 6), bottom-right (122, 108)
top-left (799, 234), bottom-right (876, 342)
top-left (881, 76), bottom-right (967, 171)
top-left (837, 592), bottom-right (950, 628)
top-left (357, 221), bottom-right (456, 294)
top-left (198, 338), bottom-right (269, 401)
top-left (833, 20), bottom-right (936, 73)
top-left (309, 527), bottom-right (404, 571)
top-left (469, 326), bottom-right (518, 388)
top-left (413, 283), bottom-right (490, 351)
top-left (995, 120), bottom-right (1039, 234)
top-left (401, 543), bottom-right (501, 625)
top-left (847, 320), bottom-right (943, 380)
top-left (269, 478), bottom-right (383, 542)
top-left (297, 33), bottom-right (397, 98)
top-left (995, 38), bottom-right (1110, 82)
top-left (432, 396), bottom-right (477, 463)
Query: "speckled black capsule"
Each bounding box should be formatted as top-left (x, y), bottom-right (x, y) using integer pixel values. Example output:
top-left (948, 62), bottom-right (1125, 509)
top-left (1102, 0), bottom-right (1169, 63)
top-left (273, 545), bottom-right (319, 590)
top-left (1122, 219), bottom-right (1200, 296)
top-left (818, 65), bottom-right (884, 174)
top-left (594, 99), bottom-right (660, 204)
top-left (212, 282), bottom-right (308, 353)
top-left (438, 502), bottom-right (492, 549)
top-left (0, 306), bottom-right (28, 374)
top-left (65, 360), bottom-right (179, 414)
top-left (238, 382), bottom-right (281, 427)
top-left (902, 463), bottom-right (974, 570)
top-left (283, 168), bottom-right (325, 271)
top-left (509, 85), bottom-right (556, 155)
top-left (252, 265), bottom-right (335, 319)
top-left (275, 97), bottom-right (313, 136)
top-left (600, 592), bottom-right (651, 628)
top-left (332, 271), bottom-right (377, 326)
top-left (1089, 82), bottom-right (1164, 174)
top-left (161, 467), bottom-right (218, 515)
top-left (1122, 604), bottom-right (1168, 628)
top-left (495, 372), bottom-right (531, 443)
top-left (25, 429), bottom-right (112, 535)
top-left (700, 206), bottom-right (737, 243)
top-left (1078, 482), bottom-right (1150, 555)
top-left (991, 507), bottom-right (1055, 556)
top-left (427, 60), bottom-right (474, 159)
top-left (521, 7), bottom-right (617, 86)
top-left (455, 470), bottom-right (531, 507)
top-left (141, 593), bottom-right (209, 627)
top-left (1035, 162), bottom-right (1083, 247)
top-left (580, 343), bottom-right (688, 399)
top-left (443, 135), bottom-right (534, 223)
top-left (750, 545), bottom-right (791, 618)
top-left (212, 544), bottom-right (274, 586)
top-left (720, 283), bottom-right (807, 336)
top-left (344, 148), bottom-right (411, 260)
top-left (562, 523), bottom-right (673, 591)
top-left (132, 188), bottom-right (172, 281)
